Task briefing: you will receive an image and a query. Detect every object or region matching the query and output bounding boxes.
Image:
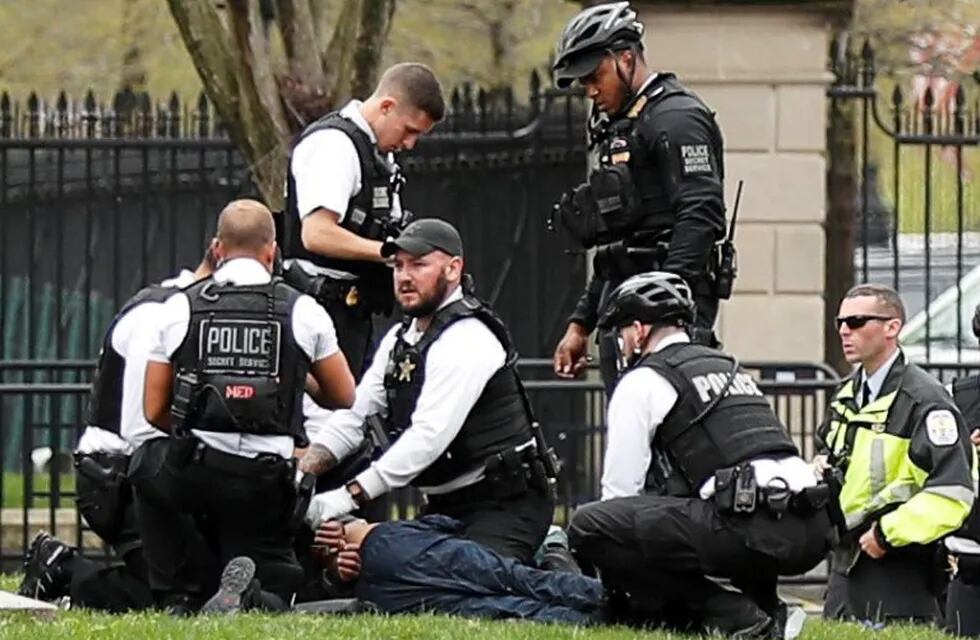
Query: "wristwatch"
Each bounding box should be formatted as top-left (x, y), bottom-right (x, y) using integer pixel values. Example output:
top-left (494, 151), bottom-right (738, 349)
top-left (345, 480), bottom-right (368, 507)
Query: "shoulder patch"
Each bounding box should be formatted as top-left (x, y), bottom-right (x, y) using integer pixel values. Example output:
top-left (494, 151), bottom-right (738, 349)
top-left (926, 409), bottom-right (959, 446)
top-left (679, 144), bottom-right (713, 176)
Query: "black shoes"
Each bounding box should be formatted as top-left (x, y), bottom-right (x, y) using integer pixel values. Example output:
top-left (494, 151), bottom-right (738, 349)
top-left (201, 556), bottom-right (260, 614)
top-left (17, 532), bottom-right (74, 601)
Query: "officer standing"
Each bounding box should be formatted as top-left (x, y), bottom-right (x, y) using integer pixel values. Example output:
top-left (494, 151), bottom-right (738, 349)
top-left (549, 2), bottom-right (727, 393)
top-left (945, 305), bottom-right (980, 636)
top-left (300, 218), bottom-right (557, 565)
top-left (568, 272), bottom-right (831, 636)
top-left (282, 62), bottom-right (445, 379)
top-left (17, 252), bottom-right (215, 611)
top-left (136, 199), bottom-right (356, 613)
top-left (818, 283), bottom-right (976, 623)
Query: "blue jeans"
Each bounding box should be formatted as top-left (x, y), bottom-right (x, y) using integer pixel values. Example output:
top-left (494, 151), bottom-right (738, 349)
top-left (354, 515), bottom-right (603, 625)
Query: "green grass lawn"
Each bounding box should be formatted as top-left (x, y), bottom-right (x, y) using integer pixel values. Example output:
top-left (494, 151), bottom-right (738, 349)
top-left (2, 472), bottom-right (76, 509)
top-left (0, 573), bottom-right (959, 640)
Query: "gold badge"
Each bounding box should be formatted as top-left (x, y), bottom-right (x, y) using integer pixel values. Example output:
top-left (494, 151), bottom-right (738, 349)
top-left (397, 356), bottom-right (416, 382)
top-left (345, 286), bottom-right (360, 307)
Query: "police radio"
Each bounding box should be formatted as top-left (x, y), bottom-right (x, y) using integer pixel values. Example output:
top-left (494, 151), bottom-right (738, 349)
top-left (713, 180), bottom-right (743, 300)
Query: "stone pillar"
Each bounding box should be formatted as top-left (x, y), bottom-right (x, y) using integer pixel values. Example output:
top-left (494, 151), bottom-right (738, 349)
top-left (636, 1), bottom-right (851, 362)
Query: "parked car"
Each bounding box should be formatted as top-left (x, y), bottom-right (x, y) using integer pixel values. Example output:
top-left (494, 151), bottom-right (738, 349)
top-left (901, 264), bottom-right (980, 363)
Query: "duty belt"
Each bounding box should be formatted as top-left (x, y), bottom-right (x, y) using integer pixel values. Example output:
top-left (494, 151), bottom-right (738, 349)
top-left (187, 439), bottom-right (292, 478)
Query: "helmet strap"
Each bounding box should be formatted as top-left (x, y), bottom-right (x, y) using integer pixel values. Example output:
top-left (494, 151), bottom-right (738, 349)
top-left (609, 46), bottom-right (639, 117)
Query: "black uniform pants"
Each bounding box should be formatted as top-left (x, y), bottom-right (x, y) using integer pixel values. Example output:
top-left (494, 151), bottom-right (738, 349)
top-left (68, 452), bottom-right (152, 612)
top-left (823, 536), bottom-right (943, 623)
top-left (425, 483), bottom-right (555, 566)
top-left (569, 496), bottom-right (831, 632)
top-left (130, 437), bottom-right (301, 610)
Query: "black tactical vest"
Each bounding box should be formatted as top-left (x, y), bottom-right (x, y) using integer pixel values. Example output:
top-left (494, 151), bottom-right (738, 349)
top-left (282, 111), bottom-right (399, 313)
top-left (596, 74), bottom-right (724, 240)
top-left (86, 284), bottom-right (182, 434)
top-left (382, 296), bottom-right (532, 487)
top-left (952, 375), bottom-right (980, 543)
top-left (639, 342), bottom-right (798, 495)
top-left (953, 376), bottom-right (980, 431)
top-left (172, 277), bottom-right (309, 446)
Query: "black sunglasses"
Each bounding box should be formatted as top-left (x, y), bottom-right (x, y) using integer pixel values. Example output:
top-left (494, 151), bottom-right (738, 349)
top-left (835, 315), bottom-right (894, 330)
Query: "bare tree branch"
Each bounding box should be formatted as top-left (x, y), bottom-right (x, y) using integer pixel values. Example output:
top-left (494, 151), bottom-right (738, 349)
top-left (167, 0), bottom-right (240, 122)
top-left (323, 0), bottom-right (363, 100)
top-left (348, 0), bottom-right (396, 99)
top-left (276, 0), bottom-right (324, 83)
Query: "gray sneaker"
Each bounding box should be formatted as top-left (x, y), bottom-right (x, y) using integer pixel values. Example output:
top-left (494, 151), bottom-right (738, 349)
top-left (201, 556), bottom-right (259, 615)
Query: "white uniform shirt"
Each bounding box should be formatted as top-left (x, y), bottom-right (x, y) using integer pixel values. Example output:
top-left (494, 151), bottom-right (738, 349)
top-left (290, 100), bottom-right (403, 225)
top-left (312, 286), bottom-right (519, 499)
top-left (75, 269), bottom-right (198, 455)
top-left (858, 347), bottom-right (902, 405)
top-left (601, 332), bottom-right (815, 501)
top-left (145, 258), bottom-right (340, 459)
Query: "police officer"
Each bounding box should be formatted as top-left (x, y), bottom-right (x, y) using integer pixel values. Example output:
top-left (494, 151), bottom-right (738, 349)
top-left (300, 218), bottom-right (557, 565)
top-left (17, 251), bottom-right (215, 611)
top-left (136, 199), bottom-right (356, 613)
top-left (818, 283), bottom-right (976, 623)
top-left (281, 62), bottom-right (445, 380)
top-left (568, 272), bottom-right (831, 636)
top-left (549, 2), bottom-right (727, 393)
top-left (945, 305), bottom-right (980, 636)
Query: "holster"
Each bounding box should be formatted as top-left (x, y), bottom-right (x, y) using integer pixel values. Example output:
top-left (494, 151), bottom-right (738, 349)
top-left (484, 448), bottom-right (529, 500)
top-left (289, 471), bottom-right (317, 532)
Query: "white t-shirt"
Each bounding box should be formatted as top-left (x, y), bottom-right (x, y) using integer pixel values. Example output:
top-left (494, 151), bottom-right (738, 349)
top-left (145, 258), bottom-right (340, 459)
top-left (290, 100), bottom-right (403, 223)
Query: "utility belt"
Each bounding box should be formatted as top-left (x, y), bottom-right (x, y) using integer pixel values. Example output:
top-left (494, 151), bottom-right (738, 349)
top-left (713, 462), bottom-right (830, 519)
top-left (427, 445), bottom-right (553, 510)
top-left (167, 433), bottom-right (293, 479)
top-left (592, 236), bottom-right (669, 282)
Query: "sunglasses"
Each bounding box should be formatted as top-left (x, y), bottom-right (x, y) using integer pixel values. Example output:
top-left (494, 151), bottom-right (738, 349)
top-left (835, 315), bottom-right (894, 330)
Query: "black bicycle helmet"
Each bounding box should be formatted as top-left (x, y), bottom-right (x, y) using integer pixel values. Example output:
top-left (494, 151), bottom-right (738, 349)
top-left (973, 303), bottom-right (980, 339)
top-left (553, 1), bottom-right (645, 89)
top-left (598, 271), bottom-right (695, 330)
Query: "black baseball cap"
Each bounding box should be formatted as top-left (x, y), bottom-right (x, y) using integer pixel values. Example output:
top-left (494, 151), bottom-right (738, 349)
top-left (381, 218), bottom-right (463, 258)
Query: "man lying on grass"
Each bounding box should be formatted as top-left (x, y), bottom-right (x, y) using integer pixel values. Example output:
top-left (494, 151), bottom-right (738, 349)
top-left (312, 516), bottom-right (604, 625)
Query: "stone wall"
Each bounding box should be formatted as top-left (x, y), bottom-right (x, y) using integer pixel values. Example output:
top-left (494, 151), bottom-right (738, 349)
top-left (637, 3), bottom-right (848, 361)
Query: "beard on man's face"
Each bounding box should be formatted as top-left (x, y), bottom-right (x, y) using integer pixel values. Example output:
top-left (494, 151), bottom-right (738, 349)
top-left (398, 273), bottom-right (451, 318)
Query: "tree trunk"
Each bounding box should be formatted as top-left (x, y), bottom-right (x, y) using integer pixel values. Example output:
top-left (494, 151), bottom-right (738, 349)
top-left (825, 95), bottom-right (857, 375)
top-left (168, 0), bottom-right (397, 209)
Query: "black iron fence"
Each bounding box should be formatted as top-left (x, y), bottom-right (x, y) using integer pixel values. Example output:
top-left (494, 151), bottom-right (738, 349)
top-left (828, 39), bottom-right (980, 363)
top-left (0, 73), bottom-right (588, 366)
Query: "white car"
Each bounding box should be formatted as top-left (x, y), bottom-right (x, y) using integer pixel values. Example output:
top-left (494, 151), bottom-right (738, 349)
top-left (901, 264), bottom-right (980, 364)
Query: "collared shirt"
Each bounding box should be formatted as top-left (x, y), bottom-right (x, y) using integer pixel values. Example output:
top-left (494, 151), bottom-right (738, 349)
top-left (290, 99), bottom-right (403, 223)
top-left (602, 332), bottom-right (815, 501)
top-left (859, 347), bottom-right (903, 405)
top-left (146, 258), bottom-right (340, 459)
top-left (313, 286), bottom-right (516, 498)
top-left (75, 269), bottom-right (198, 455)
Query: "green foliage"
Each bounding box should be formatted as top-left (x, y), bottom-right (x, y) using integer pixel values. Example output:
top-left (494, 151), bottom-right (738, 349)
top-left (0, 0), bottom-right (579, 102)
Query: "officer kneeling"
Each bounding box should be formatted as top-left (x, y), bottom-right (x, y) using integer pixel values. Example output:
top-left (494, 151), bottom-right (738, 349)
top-left (139, 199), bottom-right (356, 613)
top-left (301, 218), bottom-right (557, 565)
top-left (568, 272), bottom-right (832, 636)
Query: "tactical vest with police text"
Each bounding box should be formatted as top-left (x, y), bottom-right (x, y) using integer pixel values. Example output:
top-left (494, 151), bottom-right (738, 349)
top-left (383, 296), bottom-right (532, 487)
top-left (639, 342), bottom-right (797, 495)
top-left (172, 277), bottom-right (309, 446)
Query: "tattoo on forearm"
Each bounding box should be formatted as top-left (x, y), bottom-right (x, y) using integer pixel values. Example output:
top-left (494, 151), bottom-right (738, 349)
top-left (299, 444), bottom-right (338, 476)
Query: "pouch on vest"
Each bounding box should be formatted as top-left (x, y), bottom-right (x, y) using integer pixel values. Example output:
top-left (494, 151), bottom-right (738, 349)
top-left (197, 375), bottom-right (281, 434)
top-left (714, 464), bottom-right (758, 515)
top-left (590, 163), bottom-right (643, 235)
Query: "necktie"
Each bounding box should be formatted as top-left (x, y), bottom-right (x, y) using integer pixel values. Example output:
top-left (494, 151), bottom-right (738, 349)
top-left (862, 381), bottom-right (872, 407)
